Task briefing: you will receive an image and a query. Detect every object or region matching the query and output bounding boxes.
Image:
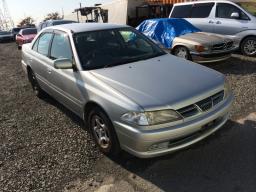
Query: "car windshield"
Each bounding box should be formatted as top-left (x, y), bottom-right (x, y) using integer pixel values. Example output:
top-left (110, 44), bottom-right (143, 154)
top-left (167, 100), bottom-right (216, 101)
top-left (73, 28), bottom-right (166, 70)
top-left (22, 28), bottom-right (37, 35)
top-left (237, 2), bottom-right (256, 16)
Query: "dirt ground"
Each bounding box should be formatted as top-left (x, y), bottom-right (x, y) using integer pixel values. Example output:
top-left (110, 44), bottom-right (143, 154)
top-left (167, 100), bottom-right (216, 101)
top-left (0, 42), bottom-right (256, 192)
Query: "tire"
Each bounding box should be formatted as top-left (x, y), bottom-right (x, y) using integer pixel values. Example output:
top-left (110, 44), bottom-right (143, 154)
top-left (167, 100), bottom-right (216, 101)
top-left (240, 37), bottom-right (256, 57)
top-left (27, 69), bottom-right (45, 98)
top-left (173, 46), bottom-right (191, 60)
top-left (88, 107), bottom-right (121, 157)
top-left (18, 45), bottom-right (22, 50)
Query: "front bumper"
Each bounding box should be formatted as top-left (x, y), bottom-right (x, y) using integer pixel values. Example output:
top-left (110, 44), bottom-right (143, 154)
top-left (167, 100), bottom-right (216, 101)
top-left (191, 49), bottom-right (236, 63)
top-left (114, 94), bottom-right (234, 158)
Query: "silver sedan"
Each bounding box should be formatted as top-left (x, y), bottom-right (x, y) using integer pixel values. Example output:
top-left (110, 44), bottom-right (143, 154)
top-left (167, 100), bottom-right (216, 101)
top-left (21, 23), bottom-right (234, 158)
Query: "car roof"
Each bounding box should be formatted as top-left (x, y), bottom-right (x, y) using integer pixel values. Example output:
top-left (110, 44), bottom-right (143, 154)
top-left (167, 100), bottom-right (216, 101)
top-left (173, 0), bottom-right (237, 6)
top-left (49, 23), bottom-right (129, 33)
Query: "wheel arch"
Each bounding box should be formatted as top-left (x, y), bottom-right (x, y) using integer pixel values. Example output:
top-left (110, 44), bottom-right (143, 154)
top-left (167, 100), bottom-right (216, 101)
top-left (83, 101), bottom-right (110, 125)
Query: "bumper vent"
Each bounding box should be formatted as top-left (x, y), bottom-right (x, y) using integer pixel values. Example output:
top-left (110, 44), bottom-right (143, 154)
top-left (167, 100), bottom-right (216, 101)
top-left (177, 91), bottom-right (224, 118)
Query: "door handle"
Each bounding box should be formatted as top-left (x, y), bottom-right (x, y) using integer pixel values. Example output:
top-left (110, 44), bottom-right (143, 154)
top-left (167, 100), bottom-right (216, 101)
top-left (216, 21), bottom-right (222, 24)
top-left (209, 20), bottom-right (214, 24)
top-left (47, 68), bottom-right (52, 74)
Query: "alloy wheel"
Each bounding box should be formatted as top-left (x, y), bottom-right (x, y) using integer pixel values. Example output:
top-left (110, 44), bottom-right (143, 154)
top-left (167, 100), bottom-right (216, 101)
top-left (243, 39), bottom-right (256, 56)
top-left (91, 115), bottom-right (111, 149)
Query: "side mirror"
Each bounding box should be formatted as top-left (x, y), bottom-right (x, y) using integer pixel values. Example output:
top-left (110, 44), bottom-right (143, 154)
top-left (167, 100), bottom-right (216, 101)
top-left (54, 58), bottom-right (73, 69)
top-left (231, 12), bottom-right (239, 19)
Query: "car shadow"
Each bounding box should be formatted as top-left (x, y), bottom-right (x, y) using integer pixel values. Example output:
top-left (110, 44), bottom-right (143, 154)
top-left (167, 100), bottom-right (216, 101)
top-left (204, 54), bottom-right (256, 75)
top-left (39, 93), bottom-right (86, 129)
top-left (108, 119), bottom-right (256, 192)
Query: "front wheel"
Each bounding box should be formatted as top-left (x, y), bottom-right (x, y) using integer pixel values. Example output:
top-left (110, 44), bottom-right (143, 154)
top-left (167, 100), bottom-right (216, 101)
top-left (173, 46), bottom-right (191, 60)
top-left (88, 107), bottom-right (121, 157)
top-left (240, 37), bottom-right (256, 57)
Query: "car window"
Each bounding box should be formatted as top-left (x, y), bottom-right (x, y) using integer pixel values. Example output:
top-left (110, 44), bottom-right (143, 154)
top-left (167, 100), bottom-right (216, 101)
top-left (191, 3), bottom-right (214, 18)
top-left (50, 33), bottom-right (73, 60)
top-left (171, 5), bottom-right (192, 18)
top-left (32, 38), bottom-right (39, 51)
top-left (37, 33), bottom-right (53, 56)
top-left (22, 28), bottom-right (37, 35)
top-left (216, 3), bottom-right (249, 20)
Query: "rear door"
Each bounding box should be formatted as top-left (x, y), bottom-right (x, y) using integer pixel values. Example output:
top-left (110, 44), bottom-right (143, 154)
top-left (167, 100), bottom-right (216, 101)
top-left (29, 32), bottom-right (54, 94)
top-left (213, 3), bottom-right (251, 35)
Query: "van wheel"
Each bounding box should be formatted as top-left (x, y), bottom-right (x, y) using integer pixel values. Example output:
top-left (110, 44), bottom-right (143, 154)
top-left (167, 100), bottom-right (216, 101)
top-left (88, 107), bottom-right (121, 157)
top-left (241, 37), bottom-right (256, 56)
top-left (28, 69), bottom-right (45, 98)
top-left (173, 46), bottom-right (191, 60)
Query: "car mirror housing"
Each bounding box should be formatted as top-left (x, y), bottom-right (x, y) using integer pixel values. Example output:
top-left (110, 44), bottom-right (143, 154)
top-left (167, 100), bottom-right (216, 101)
top-left (54, 58), bottom-right (73, 69)
top-left (231, 12), bottom-right (239, 19)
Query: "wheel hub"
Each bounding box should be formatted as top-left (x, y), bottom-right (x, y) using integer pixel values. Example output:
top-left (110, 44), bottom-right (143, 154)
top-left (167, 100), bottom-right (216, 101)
top-left (92, 116), bottom-right (110, 149)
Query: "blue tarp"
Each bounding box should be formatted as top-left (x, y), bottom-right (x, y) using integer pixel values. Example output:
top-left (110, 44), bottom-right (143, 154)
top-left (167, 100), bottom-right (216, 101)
top-left (136, 18), bottom-right (201, 48)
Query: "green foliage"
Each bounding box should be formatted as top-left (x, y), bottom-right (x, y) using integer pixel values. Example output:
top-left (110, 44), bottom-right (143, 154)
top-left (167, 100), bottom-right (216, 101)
top-left (44, 12), bottom-right (62, 21)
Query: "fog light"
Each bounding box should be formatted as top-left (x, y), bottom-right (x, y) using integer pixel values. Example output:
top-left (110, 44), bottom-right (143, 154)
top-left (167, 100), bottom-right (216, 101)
top-left (148, 142), bottom-right (169, 151)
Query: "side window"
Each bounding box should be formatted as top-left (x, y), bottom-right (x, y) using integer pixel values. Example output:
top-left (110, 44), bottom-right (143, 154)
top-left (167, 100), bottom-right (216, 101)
top-left (171, 5), bottom-right (192, 18)
top-left (191, 3), bottom-right (214, 18)
top-left (37, 33), bottom-right (53, 56)
top-left (50, 33), bottom-right (73, 61)
top-left (32, 38), bottom-right (40, 51)
top-left (216, 3), bottom-right (249, 20)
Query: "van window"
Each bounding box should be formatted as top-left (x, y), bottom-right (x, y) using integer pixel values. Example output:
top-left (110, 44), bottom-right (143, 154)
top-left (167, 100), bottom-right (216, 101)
top-left (171, 3), bottom-right (214, 18)
top-left (191, 3), bottom-right (214, 18)
top-left (216, 3), bottom-right (249, 20)
top-left (171, 5), bottom-right (192, 18)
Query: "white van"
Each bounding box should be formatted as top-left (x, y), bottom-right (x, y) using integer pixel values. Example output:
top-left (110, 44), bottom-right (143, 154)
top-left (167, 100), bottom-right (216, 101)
top-left (169, 1), bottom-right (256, 56)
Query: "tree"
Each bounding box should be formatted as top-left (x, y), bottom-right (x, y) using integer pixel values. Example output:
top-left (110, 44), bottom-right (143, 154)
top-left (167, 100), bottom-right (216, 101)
top-left (18, 17), bottom-right (34, 27)
top-left (44, 12), bottom-right (62, 21)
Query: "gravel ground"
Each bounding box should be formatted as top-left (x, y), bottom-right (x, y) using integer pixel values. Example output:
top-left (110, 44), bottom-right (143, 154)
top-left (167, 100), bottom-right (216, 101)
top-left (0, 43), bottom-right (101, 191)
top-left (0, 42), bottom-right (256, 192)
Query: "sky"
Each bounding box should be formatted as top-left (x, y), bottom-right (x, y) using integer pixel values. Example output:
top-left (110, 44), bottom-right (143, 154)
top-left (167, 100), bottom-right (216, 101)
top-left (5, 0), bottom-right (112, 25)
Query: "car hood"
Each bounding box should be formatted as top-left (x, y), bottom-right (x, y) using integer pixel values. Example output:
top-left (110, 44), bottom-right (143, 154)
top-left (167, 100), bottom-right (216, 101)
top-left (90, 54), bottom-right (224, 110)
top-left (177, 32), bottom-right (229, 45)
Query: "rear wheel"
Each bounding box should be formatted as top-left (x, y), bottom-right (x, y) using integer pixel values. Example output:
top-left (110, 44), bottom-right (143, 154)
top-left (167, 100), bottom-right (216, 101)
top-left (240, 37), bottom-right (256, 56)
top-left (28, 69), bottom-right (45, 98)
top-left (173, 46), bottom-right (191, 60)
top-left (88, 107), bottom-right (121, 157)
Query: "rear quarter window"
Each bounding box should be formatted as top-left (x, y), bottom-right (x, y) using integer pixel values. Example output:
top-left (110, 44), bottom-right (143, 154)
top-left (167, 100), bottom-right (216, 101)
top-left (171, 3), bottom-right (214, 18)
top-left (191, 3), bottom-right (214, 18)
top-left (171, 5), bottom-right (192, 18)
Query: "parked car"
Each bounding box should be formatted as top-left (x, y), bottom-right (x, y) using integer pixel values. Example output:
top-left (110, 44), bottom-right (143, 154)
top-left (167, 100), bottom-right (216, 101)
top-left (37, 20), bottom-right (77, 32)
top-left (16, 28), bottom-right (37, 49)
top-left (21, 23), bottom-right (234, 158)
top-left (137, 18), bottom-right (238, 63)
top-left (0, 31), bottom-right (14, 43)
top-left (169, 0), bottom-right (256, 56)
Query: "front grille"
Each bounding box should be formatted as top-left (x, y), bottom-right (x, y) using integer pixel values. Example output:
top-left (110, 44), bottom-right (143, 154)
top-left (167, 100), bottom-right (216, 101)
top-left (177, 104), bottom-right (198, 118)
top-left (212, 41), bottom-right (233, 51)
top-left (177, 90), bottom-right (225, 118)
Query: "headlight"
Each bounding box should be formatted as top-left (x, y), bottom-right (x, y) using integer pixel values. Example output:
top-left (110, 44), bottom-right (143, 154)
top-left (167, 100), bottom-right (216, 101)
top-left (121, 110), bottom-right (182, 126)
top-left (224, 78), bottom-right (231, 98)
top-left (195, 45), bottom-right (208, 52)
